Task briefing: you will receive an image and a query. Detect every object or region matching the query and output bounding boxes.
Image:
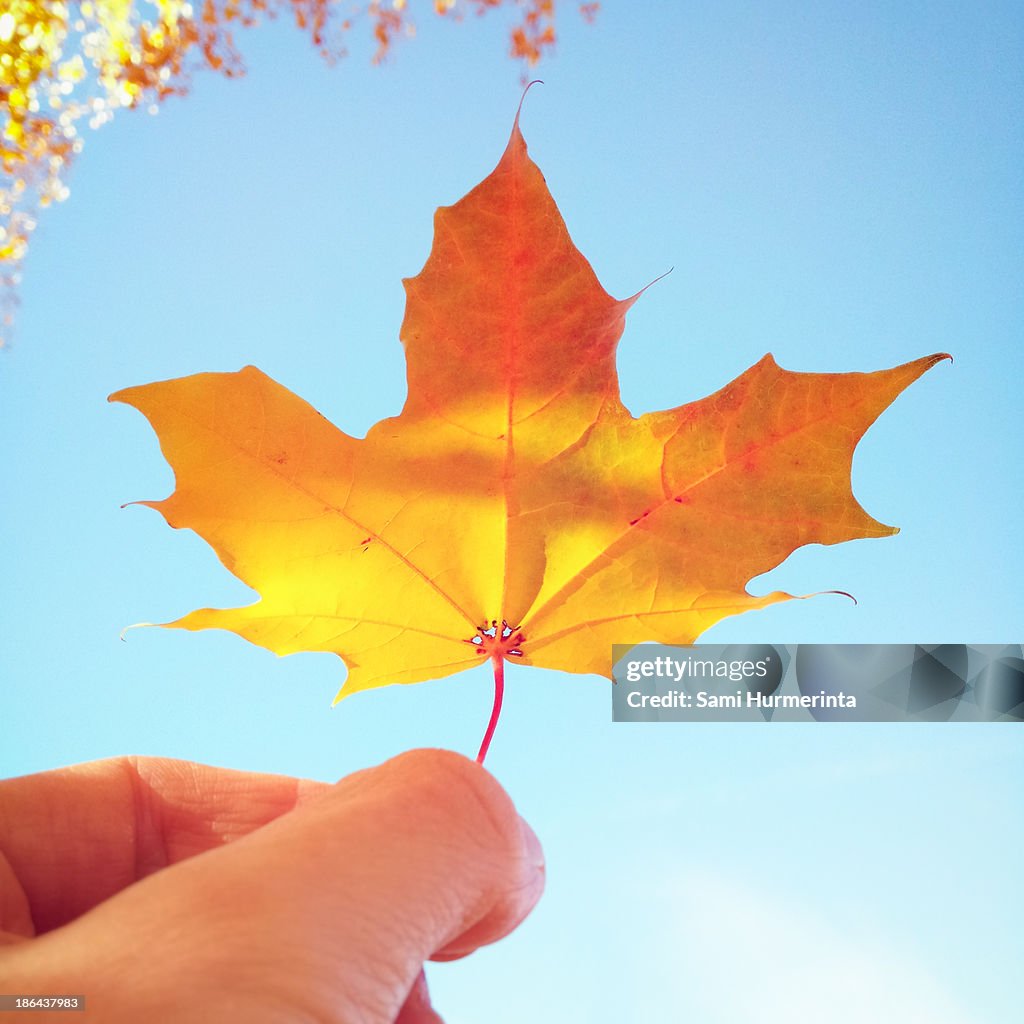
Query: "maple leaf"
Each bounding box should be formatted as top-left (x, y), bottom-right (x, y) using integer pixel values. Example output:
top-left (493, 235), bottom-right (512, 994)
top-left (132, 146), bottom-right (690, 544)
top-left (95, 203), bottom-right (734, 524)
top-left (111, 107), bottom-right (947, 758)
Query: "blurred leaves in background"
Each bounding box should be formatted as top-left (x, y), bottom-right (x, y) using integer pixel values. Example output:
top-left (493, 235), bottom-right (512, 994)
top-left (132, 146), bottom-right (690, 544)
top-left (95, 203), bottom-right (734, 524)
top-left (0, 0), bottom-right (598, 345)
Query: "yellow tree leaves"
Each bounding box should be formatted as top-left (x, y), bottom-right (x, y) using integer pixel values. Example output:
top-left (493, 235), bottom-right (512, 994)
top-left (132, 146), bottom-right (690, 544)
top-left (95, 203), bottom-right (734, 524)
top-left (112, 112), bottom-right (948, 744)
top-left (0, 0), bottom-right (597, 346)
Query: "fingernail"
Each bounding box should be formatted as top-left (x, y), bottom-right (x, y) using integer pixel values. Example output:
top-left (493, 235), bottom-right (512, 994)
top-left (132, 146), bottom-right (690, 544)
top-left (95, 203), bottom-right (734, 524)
top-left (517, 815), bottom-right (545, 900)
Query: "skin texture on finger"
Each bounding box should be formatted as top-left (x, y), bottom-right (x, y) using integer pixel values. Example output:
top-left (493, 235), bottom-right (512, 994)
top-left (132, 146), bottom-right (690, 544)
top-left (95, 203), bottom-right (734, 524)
top-left (0, 851), bottom-right (33, 942)
top-left (0, 749), bottom-right (544, 1024)
top-left (0, 756), bottom-right (331, 935)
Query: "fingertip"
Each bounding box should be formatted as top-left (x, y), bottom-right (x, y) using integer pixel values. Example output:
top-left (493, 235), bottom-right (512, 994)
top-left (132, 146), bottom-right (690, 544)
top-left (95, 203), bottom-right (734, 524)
top-left (518, 814), bottom-right (545, 877)
top-left (428, 809), bottom-right (545, 964)
top-left (515, 813), bottom-right (546, 911)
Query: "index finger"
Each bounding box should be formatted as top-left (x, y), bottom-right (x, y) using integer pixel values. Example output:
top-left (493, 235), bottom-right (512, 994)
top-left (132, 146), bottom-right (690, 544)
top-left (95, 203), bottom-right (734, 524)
top-left (0, 756), bottom-right (330, 936)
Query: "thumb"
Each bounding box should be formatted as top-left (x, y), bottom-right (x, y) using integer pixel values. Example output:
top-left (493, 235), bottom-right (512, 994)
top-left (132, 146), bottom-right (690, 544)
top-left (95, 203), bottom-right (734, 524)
top-left (7, 749), bottom-right (544, 1023)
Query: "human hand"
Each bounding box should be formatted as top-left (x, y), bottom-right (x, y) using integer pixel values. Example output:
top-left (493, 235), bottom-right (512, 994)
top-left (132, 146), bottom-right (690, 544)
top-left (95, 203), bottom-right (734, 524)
top-left (0, 749), bottom-right (544, 1022)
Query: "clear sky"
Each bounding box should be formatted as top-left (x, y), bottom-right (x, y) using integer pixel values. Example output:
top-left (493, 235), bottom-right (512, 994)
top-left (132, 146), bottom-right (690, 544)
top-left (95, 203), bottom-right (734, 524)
top-left (2, 3), bottom-right (1022, 1021)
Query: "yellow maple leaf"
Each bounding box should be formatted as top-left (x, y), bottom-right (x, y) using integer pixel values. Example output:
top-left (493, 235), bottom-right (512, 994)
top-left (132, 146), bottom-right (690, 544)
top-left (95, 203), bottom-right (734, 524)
top-left (111, 110), bottom-right (947, 757)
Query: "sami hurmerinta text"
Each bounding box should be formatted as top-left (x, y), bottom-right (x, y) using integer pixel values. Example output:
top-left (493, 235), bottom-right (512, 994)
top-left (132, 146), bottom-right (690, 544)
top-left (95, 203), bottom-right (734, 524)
top-left (625, 690), bottom-right (857, 710)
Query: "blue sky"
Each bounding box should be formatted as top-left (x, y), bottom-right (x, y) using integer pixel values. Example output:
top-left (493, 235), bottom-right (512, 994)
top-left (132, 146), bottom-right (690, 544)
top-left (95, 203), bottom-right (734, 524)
top-left (2, 3), bottom-right (1022, 1021)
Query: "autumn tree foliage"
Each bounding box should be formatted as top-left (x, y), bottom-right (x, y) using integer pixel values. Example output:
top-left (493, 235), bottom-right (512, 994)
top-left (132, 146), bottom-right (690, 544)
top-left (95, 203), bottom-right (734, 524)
top-left (0, 0), bottom-right (598, 345)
